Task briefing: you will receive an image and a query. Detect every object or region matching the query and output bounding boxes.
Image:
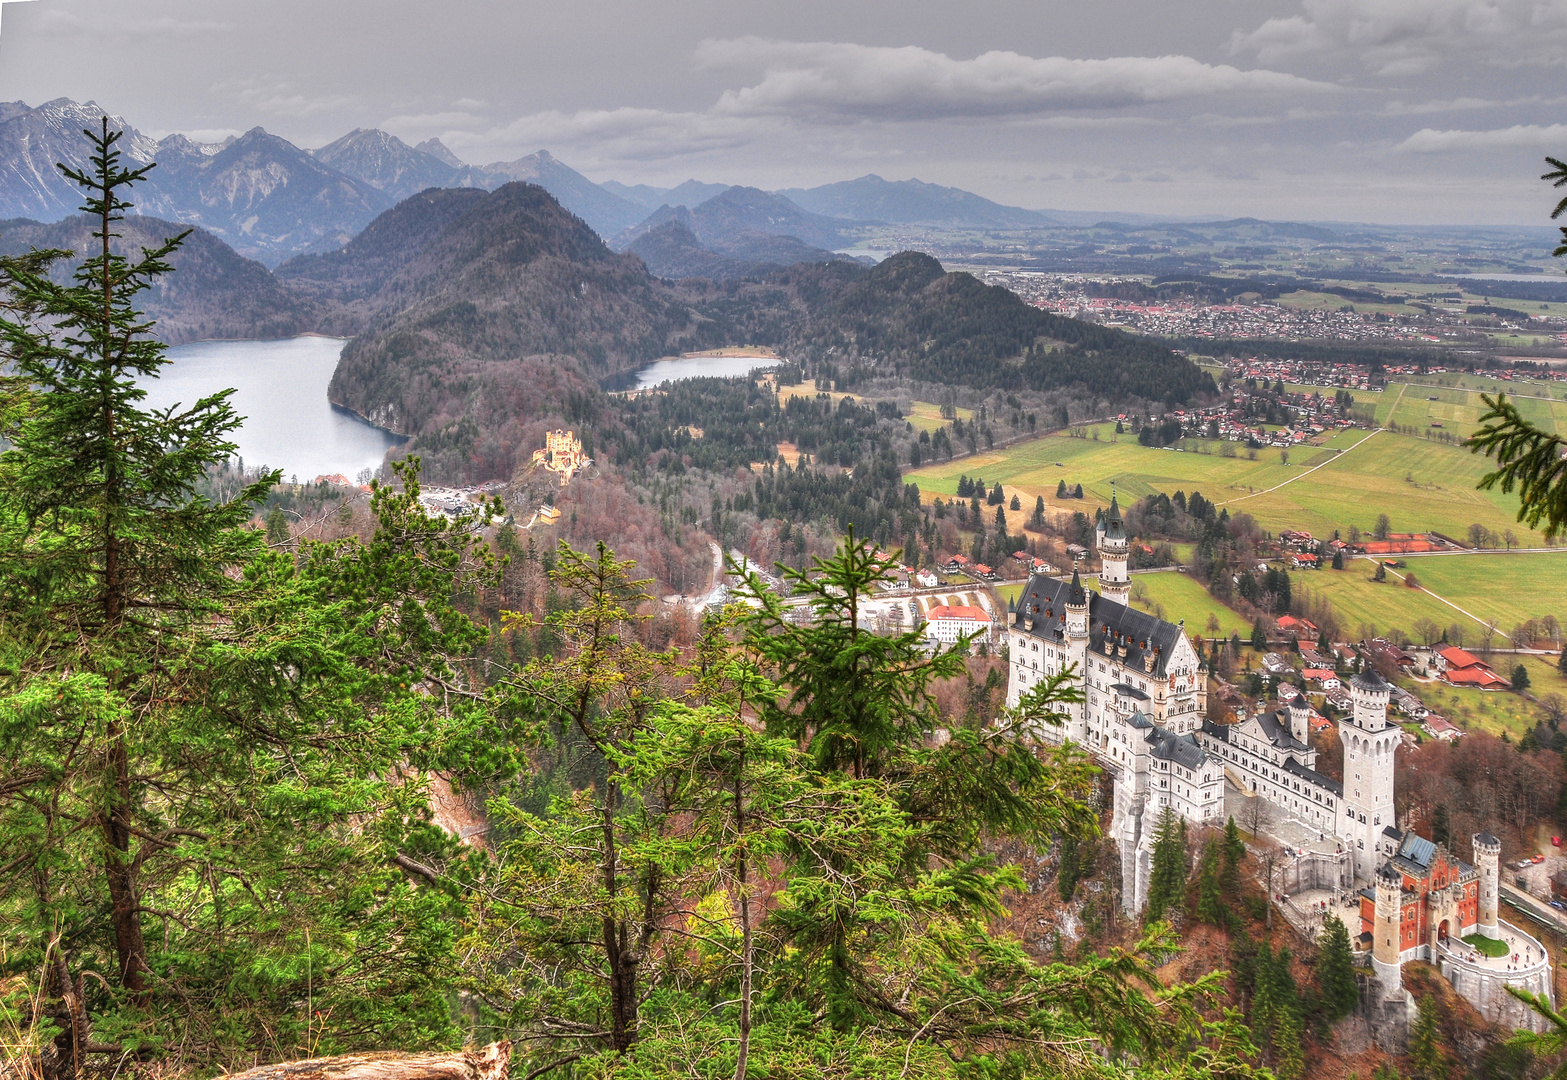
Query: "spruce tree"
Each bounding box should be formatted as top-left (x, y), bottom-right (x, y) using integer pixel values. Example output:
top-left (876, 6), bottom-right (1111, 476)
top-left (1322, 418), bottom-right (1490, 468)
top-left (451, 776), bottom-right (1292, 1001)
top-left (1196, 840), bottom-right (1227, 927)
top-left (1431, 804), bottom-right (1451, 848)
top-left (1316, 914), bottom-right (1359, 1021)
top-left (0, 121), bottom-right (503, 1064)
top-left (1252, 621), bottom-right (1268, 651)
top-left (1408, 995), bottom-right (1445, 1080)
top-left (1146, 806), bottom-right (1187, 923)
top-left (1058, 830), bottom-right (1081, 901)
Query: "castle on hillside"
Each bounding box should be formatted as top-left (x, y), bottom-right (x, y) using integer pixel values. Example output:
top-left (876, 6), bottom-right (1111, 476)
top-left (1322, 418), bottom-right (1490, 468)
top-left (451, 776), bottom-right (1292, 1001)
top-left (1004, 494), bottom-right (1552, 1026)
top-left (1006, 494), bottom-right (1398, 908)
top-left (531, 429), bottom-right (590, 486)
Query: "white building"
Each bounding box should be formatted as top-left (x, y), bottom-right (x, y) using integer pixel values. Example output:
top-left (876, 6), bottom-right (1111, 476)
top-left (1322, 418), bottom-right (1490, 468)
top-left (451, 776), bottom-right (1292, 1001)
top-left (925, 604), bottom-right (992, 645)
top-left (1005, 495), bottom-right (1399, 913)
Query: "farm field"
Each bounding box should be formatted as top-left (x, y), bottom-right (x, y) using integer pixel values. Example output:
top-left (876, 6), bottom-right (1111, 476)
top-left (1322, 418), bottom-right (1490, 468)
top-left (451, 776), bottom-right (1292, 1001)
top-left (1294, 565), bottom-right (1495, 642)
top-left (906, 427), bottom-right (1547, 546)
top-left (1381, 381), bottom-right (1567, 439)
top-left (1128, 572), bottom-right (1253, 639)
top-left (1393, 553), bottom-right (1567, 638)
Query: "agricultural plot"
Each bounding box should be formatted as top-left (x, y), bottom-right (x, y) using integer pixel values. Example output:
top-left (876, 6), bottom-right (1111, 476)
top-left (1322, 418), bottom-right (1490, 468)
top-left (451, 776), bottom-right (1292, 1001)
top-left (1294, 567), bottom-right (1493, 642)
top-left (907, 428), bottom-right (1547, 545)
top-left (1128, 572), bottom-right (1253, 639)
top-left (1383, 382), bottom-right (1567, 439)
top-left (1392, 553), bottom-right (1567, 636)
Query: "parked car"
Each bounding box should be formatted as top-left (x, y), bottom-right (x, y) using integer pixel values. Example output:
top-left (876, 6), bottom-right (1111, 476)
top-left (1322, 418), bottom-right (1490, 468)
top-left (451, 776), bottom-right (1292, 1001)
top-left (1533, 854), bottom-right (1546, 864)
top-left (1553, 836), bottom-right (1562, 847)
top-left (1516, 860), bottom-right (1534, 870)
top-left (1553, 901), bottom-right (1567, 911)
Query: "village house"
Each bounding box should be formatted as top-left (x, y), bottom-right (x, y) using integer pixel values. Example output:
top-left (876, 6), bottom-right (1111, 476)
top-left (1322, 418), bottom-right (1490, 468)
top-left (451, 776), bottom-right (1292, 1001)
top-left (1437, 646), bottom-right (1510, 690)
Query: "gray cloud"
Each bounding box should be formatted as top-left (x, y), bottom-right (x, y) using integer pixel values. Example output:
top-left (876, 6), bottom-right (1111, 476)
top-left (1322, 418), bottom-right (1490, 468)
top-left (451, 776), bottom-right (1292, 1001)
top-left (703, 38), bottom-right (1335, 119)
top-left (1231, 0), bottom-right (1567, 75)
top-left (1399, 123), bottom-right (1567, 152)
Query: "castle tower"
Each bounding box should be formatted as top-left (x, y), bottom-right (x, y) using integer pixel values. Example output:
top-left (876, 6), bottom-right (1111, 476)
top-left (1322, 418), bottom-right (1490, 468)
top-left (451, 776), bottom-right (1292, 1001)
top-left (1473, 830), bottom-right (1501, 940)
top-left (1065, 568), bottom-right (1089, 640)
top-left (1288, 696), bottom-right (1311, 746)
top-left (1372, 860), bottom-right (1405, 1000)
top-left (1096, 492), bottom-right (1131, 607)
top-left (1338, 668), bottom-right (1398, 881)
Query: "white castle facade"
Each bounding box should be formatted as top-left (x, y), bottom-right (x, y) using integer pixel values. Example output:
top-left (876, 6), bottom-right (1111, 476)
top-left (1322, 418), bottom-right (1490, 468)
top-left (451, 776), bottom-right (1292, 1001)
top-left (1004, 496), bottom-right (1397, 912)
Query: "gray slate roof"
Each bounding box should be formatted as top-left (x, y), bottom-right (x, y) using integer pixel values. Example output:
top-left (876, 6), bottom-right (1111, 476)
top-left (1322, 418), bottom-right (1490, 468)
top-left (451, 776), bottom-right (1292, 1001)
top-left (1014, 572), bottom-right (1184, 677)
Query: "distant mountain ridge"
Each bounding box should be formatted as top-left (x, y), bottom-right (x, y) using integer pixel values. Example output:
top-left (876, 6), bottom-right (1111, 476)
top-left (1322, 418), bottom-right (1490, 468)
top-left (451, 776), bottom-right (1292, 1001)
top-left (780, 174), bottom-right (1057, 228)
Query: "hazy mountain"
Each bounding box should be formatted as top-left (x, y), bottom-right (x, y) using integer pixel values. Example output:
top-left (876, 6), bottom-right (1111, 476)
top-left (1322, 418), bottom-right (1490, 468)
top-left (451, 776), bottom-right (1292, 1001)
top-left (622, 202), bottom-right (850, 281)
top-left (473, 150), bottom-right (645, 238)
top-left (313, 128), bottom-right (461, 202)
top-left (0, 98), bottom-right (159, 221)
top-left (0, 214), bottom-right (323, 344)
top-left (414, 138), bottom-right (464, 169)
top-left (133, 127), bottom-right (393, 266)
top-left (0, 100), bottom-right (393, 266)
top-left (617, 186), bottom-right (847, 253)
top-left (602, 178), bottom-right (730, 210)
top-left (780, 174), bottom-right (1056, 228)
top-left (327, 181), bottom-right (704, 437)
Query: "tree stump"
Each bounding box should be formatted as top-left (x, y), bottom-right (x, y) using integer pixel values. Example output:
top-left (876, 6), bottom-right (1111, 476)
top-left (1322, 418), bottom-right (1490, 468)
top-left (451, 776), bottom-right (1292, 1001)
top-left (222, 1043), bottom-right (512, 1080)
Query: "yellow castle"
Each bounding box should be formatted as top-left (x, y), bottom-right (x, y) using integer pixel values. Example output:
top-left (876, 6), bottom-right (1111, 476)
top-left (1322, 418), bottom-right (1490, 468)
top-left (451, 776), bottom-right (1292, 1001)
top-left (531, 429), bottom-right (589, 486)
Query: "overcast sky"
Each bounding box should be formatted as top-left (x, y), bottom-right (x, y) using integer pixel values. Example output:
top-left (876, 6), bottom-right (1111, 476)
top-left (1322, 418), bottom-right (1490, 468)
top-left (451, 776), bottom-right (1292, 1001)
top-left (3, 0), bottom-right (1566, 225)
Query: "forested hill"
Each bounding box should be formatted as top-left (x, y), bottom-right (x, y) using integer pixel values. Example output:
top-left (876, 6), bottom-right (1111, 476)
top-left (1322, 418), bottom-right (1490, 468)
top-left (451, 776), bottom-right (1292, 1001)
top-left (787, 251), bottom-right (1214, 404)
top-left (323, 182), bottom-right (710, 437)
top-left (0, 214), bottom-right (325, 344)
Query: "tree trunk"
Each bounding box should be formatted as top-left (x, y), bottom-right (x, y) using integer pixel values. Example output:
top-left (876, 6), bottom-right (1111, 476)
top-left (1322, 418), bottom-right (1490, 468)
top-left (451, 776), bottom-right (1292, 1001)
top-left (103, 723), bottom-right (147, 994)
top-left (221, 1042), bottom-right (512, 1080)
top-left (734, 766), bottom-right (752, 1080)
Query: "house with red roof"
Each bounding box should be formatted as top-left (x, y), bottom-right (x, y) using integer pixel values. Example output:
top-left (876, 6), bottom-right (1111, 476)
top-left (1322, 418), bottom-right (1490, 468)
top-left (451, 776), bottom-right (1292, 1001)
top-left (924, 604), bottom-right (994, 645)
top-left (1436, 646), bottom-right (1509, 690)
top-left (1275, 615), bottom-right (1319, 638)
top-left (1302, 668), bottom-right (1341, 689)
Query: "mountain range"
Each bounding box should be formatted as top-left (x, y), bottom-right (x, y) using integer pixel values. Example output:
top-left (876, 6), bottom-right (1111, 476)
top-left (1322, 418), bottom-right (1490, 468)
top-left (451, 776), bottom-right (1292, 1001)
top-left (0, 98), bottom-right (1087, 270)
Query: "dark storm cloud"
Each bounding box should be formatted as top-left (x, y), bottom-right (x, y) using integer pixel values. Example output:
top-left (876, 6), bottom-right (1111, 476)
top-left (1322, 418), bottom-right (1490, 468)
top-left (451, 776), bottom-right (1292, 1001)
top-left (1, 0), bottom-right (1564, 223)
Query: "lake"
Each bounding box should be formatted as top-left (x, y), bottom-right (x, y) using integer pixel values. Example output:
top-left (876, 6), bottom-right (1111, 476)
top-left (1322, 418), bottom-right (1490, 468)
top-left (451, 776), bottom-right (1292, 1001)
top-left (628, 354), bottom-right (779, 390)
top-left (136, 336), bottom-right (402, 483)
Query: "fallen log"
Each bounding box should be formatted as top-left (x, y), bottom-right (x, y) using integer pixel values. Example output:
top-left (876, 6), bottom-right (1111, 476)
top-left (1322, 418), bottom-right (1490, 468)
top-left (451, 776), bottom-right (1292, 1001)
top-left (221, 1042), bottom-right (512, 1080)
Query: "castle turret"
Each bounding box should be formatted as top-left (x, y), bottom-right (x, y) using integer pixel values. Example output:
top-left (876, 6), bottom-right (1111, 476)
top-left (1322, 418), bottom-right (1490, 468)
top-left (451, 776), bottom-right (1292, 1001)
top-left (1065, 568), bottom-right (1089, 640)
top-left (1288, 696), bottom-right (1311, 746)
top-left (1372, 860), bottom-right (1405, 999)
top-left (1473, 830), bottom-right (1501, 940)
top-left (1338, 668), bottom-right (1398, 881)
top-left (1096, 492), bottom-right (1131, 607)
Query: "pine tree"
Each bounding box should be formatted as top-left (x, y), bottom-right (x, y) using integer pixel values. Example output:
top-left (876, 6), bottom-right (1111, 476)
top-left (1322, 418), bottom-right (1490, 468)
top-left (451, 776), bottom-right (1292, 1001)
top-left (1252, 621), bottom-right (1268, 651)
top-left (1316, 914), bottom-right (1359, 1021)
top-left (1033, 494), bottom-right (1045, 528)
top-left (1196, 841), bottom-right (1227, 927)
top-left (1146, 806), bottom-right (1187, 923)
top-left (1408, 995), bottom-right (1445, 1080)
top-left (1272, 1006), bottom-right (1305, 1080)
top-left (1057, 479), bottom-right (1067, 498)
top-left (1223, 815), bottom-right (1246, 894)
top-left (1058, 830), bottom-right (1081, 901)
top-left (1513, 663), bottom-right (1531, 691)
top-left (1560, 645), bottom-right (1567, 676)
top-left (1431, 804), bottom-right (1451, 847)
top-left (0, 122), bottom-right (506, 1065)
top-left (265, 504), bottom-right (289, 545)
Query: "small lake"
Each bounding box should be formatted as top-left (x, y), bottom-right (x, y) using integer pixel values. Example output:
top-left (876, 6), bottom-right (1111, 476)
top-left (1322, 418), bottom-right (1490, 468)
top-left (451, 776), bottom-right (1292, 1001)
top-left (627, 354), bottom-right (779, 390)
top-left (136, 336), bottom-right (402, 483)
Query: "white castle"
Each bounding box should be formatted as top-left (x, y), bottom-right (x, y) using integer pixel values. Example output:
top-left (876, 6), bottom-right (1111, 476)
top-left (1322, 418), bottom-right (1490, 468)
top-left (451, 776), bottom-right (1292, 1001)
top-left (1005, 494), bottom-right (1552, 1028)
top-left (1005, 494), bottom-right (1396, 911)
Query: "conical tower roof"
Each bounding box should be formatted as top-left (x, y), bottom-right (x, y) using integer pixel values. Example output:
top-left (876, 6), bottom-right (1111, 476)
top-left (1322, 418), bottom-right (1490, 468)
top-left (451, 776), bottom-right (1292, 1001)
top-left (1068, 567), bottom-right (1087, 606)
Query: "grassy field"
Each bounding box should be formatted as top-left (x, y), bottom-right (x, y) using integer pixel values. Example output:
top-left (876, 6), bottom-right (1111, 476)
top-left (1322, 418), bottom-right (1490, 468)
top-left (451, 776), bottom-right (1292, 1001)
top-left (1294, 565), bottom-right (1495, 642)
top-left (906, 427), bottom-right (1548, 545)
top-left (1128, 572), bottom-right (1254, 639)
top-left (1395, 554), bottom-right (1567, 636)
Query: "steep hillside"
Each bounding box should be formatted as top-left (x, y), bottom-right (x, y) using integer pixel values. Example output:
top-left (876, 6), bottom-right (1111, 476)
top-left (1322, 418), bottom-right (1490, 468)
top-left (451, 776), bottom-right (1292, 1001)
top-left (780, 174), bottom-right (1056, 228)
top-left (274, 187), bottom-right (489, 320)
top-left (0, 214), bottom-right (324, 344)
top-left (327, 182), bottom-right (704, 438)
top-left (313, 128), bottom-right (461, 202)
top-left (787, 252), bottom-right (1214, 404)
top-left (0, 99), bottom-right (160, 220)
top-left (628, 213), bottom-right (848, 281)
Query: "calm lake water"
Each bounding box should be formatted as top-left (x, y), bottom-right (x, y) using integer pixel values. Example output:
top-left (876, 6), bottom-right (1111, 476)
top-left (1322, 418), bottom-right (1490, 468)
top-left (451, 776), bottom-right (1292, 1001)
top-left (630, 354), bottom-right (778, 390)
top-left (137, 336), bottom-right (401, 482)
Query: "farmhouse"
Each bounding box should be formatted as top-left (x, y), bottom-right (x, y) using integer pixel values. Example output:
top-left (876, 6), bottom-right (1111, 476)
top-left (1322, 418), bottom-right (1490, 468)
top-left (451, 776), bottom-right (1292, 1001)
top-left (1437, 646), bottom-right (1510, 690)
